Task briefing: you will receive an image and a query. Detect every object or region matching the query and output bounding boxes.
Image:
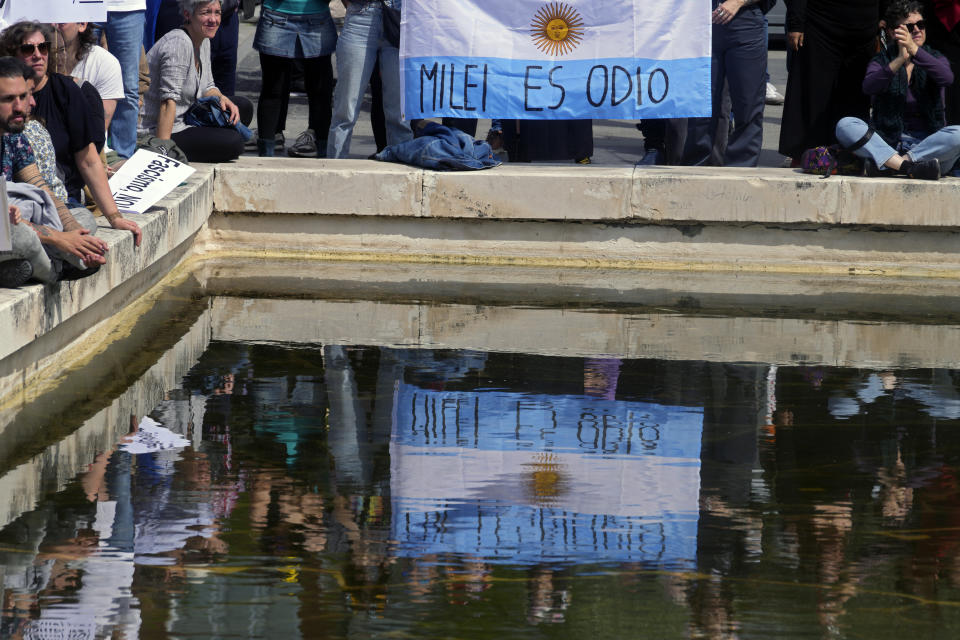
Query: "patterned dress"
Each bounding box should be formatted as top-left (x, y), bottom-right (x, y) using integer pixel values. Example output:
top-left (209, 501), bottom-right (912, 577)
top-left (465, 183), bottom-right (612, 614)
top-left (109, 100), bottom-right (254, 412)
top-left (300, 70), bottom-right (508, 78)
top-left (22, 120), bottom-right (69, 204)
top-left (0, 132), bottom-right (35, 182)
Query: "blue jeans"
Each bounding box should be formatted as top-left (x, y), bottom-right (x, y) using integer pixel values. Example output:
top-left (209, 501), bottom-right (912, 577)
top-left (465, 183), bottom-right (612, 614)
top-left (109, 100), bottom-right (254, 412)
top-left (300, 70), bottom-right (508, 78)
top-left (836, 117), bottom-right (960, 176)
top-left (105, 10), bottom-right (146, 158)
top-left (327, 0), bottom-right (411, 158)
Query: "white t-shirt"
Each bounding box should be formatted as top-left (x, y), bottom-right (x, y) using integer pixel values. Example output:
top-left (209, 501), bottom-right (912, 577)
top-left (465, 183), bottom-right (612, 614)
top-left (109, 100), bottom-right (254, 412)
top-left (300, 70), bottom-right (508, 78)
top-left (108, 0), bottom-right (147, 11)
top-left (71, 46), bottom-right (125, 101)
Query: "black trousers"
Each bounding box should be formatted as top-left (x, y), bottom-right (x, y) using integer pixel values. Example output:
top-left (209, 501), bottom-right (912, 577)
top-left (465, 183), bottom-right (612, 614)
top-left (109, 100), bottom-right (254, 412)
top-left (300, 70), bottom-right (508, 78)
top-left (256, 53), bottom-right (333, 144)
top-left (171, 95), bottom-right (254, 163)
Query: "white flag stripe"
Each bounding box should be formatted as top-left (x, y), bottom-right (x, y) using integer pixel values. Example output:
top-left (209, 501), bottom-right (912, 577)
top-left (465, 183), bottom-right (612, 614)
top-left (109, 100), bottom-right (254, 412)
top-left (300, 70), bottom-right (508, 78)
top-left (401, 0), bottom-right (711, 62)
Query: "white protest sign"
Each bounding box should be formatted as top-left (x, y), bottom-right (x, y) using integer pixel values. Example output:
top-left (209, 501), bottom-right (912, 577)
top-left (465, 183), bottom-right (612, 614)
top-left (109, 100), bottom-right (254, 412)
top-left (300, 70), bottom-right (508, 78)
top-left (0, 177), bottom-right (9, 252)
top-left (5, 0), bottom-right (108, 23)
top-left (109, 149), bottom-right (195, 214)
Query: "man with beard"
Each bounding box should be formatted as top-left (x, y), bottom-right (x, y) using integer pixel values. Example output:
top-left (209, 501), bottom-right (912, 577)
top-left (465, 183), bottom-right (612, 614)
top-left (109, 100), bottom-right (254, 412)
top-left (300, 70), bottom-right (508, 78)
top-left (0, 57), bottom-right (107, 288)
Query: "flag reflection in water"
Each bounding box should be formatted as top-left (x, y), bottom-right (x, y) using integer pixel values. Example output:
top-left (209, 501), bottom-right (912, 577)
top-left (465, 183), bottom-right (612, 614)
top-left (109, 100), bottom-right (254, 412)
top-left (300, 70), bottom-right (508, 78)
top-left (390, 381), bottom-right (704, 567)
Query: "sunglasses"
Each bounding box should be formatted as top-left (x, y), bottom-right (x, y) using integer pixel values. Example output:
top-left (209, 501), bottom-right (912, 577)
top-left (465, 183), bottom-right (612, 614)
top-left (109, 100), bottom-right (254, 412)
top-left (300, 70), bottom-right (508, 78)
top-left (902, 20), bottom-right (926, 33)
top-left (18, 42), bottom-right (49, 56)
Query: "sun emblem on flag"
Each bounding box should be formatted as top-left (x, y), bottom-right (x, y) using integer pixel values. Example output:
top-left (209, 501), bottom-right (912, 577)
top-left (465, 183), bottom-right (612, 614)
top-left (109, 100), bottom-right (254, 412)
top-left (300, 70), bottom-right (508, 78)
top-left (530, 2), bottom-right (585, 57)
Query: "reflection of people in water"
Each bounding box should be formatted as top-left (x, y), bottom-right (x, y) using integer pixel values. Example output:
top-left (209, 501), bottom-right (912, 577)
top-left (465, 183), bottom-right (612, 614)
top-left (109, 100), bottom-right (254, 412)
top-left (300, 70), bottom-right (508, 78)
top-left (763, 364), bottom-right (960, 635)
top-left (583, 358), bottom-right (621, 400)
top-left (810, 502), bottom-right (858, 637)
top-left (527, 568), bottom-right (570, 624)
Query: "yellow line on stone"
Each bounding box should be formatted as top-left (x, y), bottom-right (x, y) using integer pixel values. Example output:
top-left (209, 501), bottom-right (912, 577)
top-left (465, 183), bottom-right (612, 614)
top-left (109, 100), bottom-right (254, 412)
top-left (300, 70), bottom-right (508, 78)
top-left (0, 252), bottom-right (206, 412)
top-left (195, 246), bottom-right (960, 280)
top-left (6, 243), bottom-right (960, 410)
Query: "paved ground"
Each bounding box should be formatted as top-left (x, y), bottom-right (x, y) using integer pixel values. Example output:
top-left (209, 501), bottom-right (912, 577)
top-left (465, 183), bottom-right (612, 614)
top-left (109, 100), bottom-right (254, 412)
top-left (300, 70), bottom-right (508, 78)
top-left (233, 7), bottom-right (790, 167)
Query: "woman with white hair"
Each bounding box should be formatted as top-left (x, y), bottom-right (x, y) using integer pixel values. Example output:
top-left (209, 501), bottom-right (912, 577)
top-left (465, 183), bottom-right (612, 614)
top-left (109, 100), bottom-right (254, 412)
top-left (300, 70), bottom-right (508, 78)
top-left (140, 0), bottom-right (253, 162)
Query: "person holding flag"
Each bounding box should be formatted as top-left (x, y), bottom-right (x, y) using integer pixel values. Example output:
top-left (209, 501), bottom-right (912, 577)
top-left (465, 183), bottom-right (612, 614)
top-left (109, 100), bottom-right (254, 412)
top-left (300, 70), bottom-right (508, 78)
top-left (327, 0), bottom-right (411, 158)
top-left (684, 0), bottom-right (774, 167)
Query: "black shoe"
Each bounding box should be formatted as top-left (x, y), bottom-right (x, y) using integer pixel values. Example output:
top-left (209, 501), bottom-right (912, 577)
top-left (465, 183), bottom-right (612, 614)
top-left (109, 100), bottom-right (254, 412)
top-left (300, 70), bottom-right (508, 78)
top-left (904, 157), bottom-right (941, 180)
top-left (59, 262), bottom-right (101, 281)
top-left (245, 130), bottom-right (285, 152)
top-left (864, 159), bottom-right (883, 177)
top-left (0, 259), bottom-right (32, 288)
top-left (287, 129), bottom-right (317, 157)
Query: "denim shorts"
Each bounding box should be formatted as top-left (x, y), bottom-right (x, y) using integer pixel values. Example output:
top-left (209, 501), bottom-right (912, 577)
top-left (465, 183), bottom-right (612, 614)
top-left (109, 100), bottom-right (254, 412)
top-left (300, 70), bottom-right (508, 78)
top-left (253, 8), bottom-right (338, 58)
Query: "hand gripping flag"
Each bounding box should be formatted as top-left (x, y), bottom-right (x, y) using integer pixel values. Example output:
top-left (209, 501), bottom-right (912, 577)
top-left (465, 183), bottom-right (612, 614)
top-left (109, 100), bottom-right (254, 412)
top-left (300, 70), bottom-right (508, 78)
top-left (400, 0), bottom-right (712, 121)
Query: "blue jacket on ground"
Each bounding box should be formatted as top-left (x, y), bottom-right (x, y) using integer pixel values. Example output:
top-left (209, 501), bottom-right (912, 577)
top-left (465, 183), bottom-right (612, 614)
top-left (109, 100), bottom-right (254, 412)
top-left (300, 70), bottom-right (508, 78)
top-left (183, 96), bottom-right (253, 142)
top-left (375, 123), bottom-right (501, 171)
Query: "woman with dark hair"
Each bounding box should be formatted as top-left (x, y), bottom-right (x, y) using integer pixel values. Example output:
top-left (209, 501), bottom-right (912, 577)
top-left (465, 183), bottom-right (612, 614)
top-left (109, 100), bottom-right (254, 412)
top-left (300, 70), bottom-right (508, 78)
top-left (0, 21), bottom-right (141, 246)
top-left (779, 0), bottom-right (881, 161)
top-left (140, 0), bottom-right (253, 162)
top-left (835, 0), bottom-right (960, 179)
top-left (53, 22), bottom-right (124, 132)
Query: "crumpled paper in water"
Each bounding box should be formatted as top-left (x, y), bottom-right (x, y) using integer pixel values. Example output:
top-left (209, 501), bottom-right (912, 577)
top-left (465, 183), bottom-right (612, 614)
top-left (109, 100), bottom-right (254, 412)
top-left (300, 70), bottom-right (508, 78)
top-left (119, 416), bottom-right (191, 454)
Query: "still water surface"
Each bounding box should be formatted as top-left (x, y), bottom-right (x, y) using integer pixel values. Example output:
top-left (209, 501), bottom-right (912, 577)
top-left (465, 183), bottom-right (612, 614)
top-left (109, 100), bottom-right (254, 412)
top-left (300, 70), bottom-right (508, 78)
top-left (3, 295), bottom-right (960, 638)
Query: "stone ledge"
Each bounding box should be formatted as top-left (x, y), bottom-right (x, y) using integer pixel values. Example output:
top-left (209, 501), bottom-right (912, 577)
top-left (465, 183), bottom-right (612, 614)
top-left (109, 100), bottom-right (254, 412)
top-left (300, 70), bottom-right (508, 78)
top-left (7, 157), bottom-right (960, 407)
top-left (213, 158), bottom-right (960, 228)
top-left (0, 165), bottom-right (214, 398)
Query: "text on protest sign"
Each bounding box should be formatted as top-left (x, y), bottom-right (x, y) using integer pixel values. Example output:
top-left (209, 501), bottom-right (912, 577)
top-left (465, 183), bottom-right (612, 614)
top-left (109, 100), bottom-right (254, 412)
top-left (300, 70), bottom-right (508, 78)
top-left (400, 0), bottom-right (712, 121)
top-left (6, 0), bottom-right (108, 23)
top-left (109, 149), bottom-right (196, 214)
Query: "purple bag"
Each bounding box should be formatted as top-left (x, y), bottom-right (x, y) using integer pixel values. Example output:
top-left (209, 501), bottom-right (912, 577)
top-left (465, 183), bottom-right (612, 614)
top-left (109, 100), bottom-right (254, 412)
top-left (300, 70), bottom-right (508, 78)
top-left (800, 146), bottom-right (839, 177)
top-left (800, 127), bottom-right (874, 178)
top-left (801, 145), bottom-right (867, 178)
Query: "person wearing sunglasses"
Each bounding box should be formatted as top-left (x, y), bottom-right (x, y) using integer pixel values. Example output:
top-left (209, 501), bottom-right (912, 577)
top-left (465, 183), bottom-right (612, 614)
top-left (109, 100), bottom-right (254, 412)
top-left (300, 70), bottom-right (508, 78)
top-left (835, 0), bottom-right (960, 179)
top-left (0, 22), bottom-right (142, 245)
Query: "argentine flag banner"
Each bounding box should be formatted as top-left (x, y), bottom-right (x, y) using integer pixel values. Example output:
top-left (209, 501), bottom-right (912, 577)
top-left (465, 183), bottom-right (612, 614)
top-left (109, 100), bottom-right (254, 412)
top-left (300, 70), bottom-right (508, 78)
top-left (400, 0), bottom-right (712, 121)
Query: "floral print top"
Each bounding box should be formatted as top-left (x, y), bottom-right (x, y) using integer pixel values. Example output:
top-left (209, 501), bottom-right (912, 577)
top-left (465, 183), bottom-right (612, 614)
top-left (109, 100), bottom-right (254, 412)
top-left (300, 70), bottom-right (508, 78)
top-left (23, 120), bottom-right (69, 204)
top-left (0, 131), bottom-right (35, 183)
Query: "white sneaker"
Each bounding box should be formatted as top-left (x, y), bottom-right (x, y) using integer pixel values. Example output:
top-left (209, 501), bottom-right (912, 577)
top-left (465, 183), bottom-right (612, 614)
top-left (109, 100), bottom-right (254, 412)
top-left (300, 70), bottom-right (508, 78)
top-left (765, 82), bottom-right (785, 105)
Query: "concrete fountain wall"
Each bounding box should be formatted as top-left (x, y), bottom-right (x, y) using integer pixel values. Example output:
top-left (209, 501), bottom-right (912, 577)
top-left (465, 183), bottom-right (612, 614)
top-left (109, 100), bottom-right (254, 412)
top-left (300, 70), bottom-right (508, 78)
top-left (3, 157), bottom-right (960, 406)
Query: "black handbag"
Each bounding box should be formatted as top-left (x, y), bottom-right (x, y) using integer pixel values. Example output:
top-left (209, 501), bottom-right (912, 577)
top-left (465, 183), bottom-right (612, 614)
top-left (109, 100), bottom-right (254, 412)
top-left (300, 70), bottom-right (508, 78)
top-left (379, 0), bottom-right (402, 48)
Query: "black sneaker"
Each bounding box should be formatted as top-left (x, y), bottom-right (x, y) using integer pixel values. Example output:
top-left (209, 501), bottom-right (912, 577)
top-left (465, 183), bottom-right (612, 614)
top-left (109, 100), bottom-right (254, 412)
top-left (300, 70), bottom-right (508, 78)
top-left (59, 262), bottom-right (101, 282)
top-left (287, 129), bottom-right (318, 157)
top-left (905, 157), bottom-right (941, 180)
top-left (0, 258), bottom-right (33, 288)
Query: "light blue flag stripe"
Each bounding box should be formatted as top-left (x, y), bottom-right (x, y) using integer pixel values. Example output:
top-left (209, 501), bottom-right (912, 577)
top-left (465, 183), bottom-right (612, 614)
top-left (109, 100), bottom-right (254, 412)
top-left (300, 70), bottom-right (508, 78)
top-left (403, 55), bottom-right (712, 121)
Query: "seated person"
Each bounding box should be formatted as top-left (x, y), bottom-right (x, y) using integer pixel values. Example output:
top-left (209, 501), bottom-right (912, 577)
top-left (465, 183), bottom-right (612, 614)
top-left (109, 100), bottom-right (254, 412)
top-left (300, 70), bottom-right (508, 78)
top-left (0, 21), bottom-right (141, 245)
top-left (53, 21), bottom-right (124, 132)
top-left (18, 64), bottom-right (70, 203)
top-left (836, 0), bottom-right (960, 180)
top-left (0, 57), bottom-right (108, 288)
top-left (140, 0), bottom-right (253, 163)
